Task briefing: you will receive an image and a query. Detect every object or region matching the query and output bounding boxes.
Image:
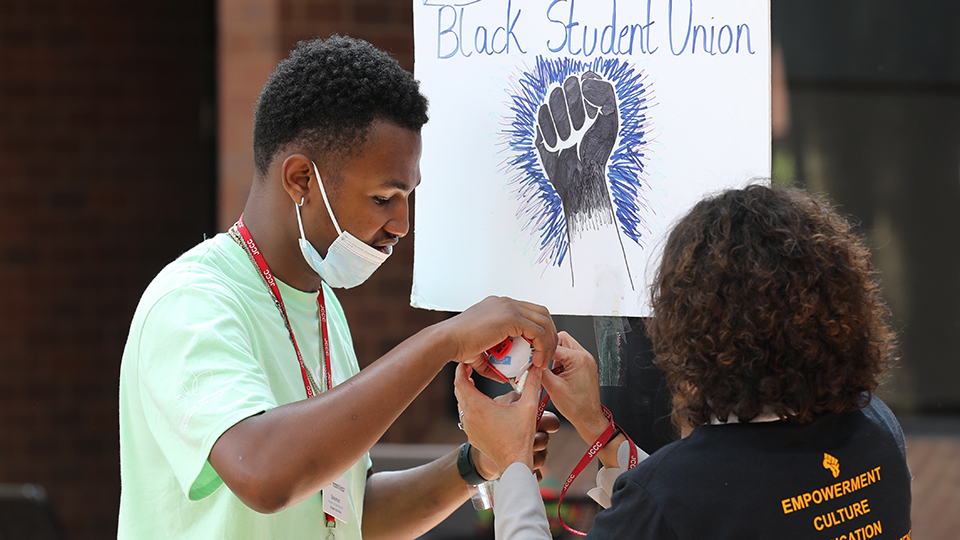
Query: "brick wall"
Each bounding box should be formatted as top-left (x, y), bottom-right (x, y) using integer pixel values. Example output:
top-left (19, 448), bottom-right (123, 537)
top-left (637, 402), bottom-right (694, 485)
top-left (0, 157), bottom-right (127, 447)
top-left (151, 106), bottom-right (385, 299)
top-left (0, 1), bottom-right (216, 539)
top-left (0, 1), bottom-right (456, 538)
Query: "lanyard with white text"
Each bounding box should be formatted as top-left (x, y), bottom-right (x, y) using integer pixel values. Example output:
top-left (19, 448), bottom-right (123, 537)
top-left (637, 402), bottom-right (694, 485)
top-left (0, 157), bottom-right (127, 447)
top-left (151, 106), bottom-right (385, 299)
top-left (526, 368), bottom-right (638, 535)
top-left (236, 216), bottom-right (338, 532)
top-left (236, 215), bottom-right (332, 397)
top-left (555, 404), bottom-right (638, 536)
top-left (527, 376), bottom-right (639, 537)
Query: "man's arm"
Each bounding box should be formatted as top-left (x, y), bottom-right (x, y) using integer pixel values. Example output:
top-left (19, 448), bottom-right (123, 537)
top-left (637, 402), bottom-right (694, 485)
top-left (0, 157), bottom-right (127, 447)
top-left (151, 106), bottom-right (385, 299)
top-left (208, 296), bottom-right (557, 513)
top-left (360, 448), bottom-right (468, 540)
top-left (361, 408), bottom-right (560, 540)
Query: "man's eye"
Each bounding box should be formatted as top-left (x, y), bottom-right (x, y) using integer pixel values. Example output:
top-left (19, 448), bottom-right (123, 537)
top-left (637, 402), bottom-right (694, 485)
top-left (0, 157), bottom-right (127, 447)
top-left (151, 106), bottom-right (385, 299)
top-left (373, 196), bottom-right (389, 205)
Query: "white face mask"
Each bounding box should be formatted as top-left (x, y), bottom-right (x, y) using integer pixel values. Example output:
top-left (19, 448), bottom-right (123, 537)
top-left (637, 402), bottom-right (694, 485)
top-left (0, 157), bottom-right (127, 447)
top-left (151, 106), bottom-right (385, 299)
top-left (295, 162), bottom-right (390, 289)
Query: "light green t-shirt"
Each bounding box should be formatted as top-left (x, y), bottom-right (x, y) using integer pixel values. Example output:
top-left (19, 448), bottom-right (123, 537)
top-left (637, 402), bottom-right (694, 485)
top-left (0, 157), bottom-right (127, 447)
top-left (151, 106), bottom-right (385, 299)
top-left (118, 233), bottom-right (371, 539)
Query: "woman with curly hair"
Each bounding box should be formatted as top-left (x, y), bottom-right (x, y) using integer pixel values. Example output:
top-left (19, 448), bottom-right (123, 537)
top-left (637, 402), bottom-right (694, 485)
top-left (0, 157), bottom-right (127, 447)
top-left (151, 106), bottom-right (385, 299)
top-left (455, 184), bottom-right (912, 539)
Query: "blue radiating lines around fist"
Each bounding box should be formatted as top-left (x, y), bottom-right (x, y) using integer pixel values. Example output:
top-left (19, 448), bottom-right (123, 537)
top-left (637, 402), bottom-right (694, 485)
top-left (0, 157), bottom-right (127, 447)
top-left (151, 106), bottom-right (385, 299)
top-left (500, 56), bottom-right (654, 271)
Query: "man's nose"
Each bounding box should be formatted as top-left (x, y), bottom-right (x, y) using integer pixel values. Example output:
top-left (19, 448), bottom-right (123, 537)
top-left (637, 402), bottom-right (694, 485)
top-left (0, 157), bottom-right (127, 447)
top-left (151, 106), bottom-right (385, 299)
top-left (385, 197), bottom-right (410, 238)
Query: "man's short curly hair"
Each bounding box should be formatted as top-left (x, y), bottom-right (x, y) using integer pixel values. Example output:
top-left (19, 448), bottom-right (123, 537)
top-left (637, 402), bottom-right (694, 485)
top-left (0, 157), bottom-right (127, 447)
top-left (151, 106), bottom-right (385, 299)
top-left (646, 184), bottom-right (896, 427)
top-left (253, 35), bottom-right (429, 177)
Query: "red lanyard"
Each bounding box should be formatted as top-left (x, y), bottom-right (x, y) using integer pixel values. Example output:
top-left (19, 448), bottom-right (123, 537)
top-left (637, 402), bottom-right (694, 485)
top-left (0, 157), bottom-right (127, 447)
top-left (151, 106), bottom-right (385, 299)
top-left (236, 216), bottom-right (338, 529)
top-left (536, 389), bottom-right (638, 537)
top-left (484, 338), bottom-right (638, 532)
top-left (236, 215), bottom-right (332, 397)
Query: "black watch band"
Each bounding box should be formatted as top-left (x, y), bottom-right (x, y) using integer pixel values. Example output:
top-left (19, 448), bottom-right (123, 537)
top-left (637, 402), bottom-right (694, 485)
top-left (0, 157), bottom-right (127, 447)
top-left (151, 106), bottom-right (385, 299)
top-left (457, 443), bottom-right (486, 485)
top-left (605, 426), bottom-right (622, 447)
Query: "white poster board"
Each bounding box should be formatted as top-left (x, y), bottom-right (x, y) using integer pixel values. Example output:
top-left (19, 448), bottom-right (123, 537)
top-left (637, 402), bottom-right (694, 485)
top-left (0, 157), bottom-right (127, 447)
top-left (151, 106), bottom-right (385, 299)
top-left (412, 0), bottom-right (771, 316)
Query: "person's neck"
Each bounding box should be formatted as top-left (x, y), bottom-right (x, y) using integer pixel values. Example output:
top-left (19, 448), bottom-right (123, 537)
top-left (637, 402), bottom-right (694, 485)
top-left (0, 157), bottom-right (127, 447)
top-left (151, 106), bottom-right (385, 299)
top-left (240, 196), bottom-right (323, 293)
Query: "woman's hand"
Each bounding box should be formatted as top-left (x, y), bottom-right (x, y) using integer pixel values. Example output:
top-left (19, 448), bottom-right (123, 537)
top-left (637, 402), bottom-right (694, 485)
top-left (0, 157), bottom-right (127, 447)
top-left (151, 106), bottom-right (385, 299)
top-left (471, 407), bottom-right (560, 482)
top-left (454, 364), bottom-right (544, 474)
top-left (541, 331), bottom-right (610, 445)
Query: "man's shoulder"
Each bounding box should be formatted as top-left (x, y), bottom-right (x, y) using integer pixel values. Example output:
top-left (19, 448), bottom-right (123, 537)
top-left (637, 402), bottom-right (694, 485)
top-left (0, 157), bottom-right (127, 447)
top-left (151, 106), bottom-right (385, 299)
top-left (148, 234), bottom-right (248, 292)
top-left (135, 234), bottom-right (255, 316)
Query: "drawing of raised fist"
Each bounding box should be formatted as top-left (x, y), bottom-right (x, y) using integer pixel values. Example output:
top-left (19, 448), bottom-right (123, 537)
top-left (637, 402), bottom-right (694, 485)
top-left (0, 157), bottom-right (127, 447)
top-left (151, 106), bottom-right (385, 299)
top-left (535, 71), bottom-right (619, 241)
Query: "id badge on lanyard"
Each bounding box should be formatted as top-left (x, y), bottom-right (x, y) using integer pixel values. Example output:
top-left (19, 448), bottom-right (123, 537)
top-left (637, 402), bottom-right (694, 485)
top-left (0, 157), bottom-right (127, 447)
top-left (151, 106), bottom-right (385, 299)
top-left (236, 216), bottom-right (347, 533)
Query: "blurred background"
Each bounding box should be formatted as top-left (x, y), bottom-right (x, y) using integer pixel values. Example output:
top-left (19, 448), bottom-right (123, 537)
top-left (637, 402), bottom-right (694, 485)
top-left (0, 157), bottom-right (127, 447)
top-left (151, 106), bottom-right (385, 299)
top-left (0, 0), bottom-right (957, 538)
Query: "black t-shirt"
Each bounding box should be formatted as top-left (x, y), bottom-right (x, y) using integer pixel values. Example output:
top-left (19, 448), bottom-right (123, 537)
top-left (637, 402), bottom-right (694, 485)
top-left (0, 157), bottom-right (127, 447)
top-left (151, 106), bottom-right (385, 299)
top-left (588, 397), bottom-right (912, 540)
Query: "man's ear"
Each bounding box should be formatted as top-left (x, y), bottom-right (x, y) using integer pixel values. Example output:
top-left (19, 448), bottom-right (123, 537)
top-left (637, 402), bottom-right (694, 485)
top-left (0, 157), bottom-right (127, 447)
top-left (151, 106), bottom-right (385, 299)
top-left (281, 154), bottom-right (315, 205)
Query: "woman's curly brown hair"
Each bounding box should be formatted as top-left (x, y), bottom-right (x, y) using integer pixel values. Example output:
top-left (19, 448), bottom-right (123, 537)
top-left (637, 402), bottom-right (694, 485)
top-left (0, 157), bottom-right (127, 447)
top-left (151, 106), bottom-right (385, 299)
top-left (646, 184), bottom-right (896, 427)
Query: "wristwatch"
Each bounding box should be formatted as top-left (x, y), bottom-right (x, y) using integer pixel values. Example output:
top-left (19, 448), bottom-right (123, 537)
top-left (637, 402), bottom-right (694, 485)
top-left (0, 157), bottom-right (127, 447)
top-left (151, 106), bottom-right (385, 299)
top-left (457, 442), bottom-right (487, 485)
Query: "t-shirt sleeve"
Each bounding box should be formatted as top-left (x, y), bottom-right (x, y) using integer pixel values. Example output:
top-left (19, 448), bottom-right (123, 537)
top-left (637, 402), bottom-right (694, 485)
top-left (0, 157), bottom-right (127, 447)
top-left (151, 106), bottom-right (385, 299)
top-left (863, 396), bottom-right (908, 459)
top-left (587, 476), bottom-right (680, 540)
top-left (134, 285), bottom-right (279, 501)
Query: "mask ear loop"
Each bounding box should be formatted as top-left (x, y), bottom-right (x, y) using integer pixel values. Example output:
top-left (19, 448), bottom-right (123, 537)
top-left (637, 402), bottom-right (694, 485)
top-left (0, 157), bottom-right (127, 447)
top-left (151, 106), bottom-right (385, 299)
top-left (311, 161), bottom-right (343, 236)
top-left (295, 197), bottom-right (308, 240)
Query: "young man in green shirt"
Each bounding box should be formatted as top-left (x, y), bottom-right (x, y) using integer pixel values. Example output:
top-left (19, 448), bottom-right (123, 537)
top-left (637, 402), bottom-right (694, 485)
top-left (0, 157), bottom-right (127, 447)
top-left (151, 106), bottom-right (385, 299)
top-left (119, 35), bottom-right (558, 539)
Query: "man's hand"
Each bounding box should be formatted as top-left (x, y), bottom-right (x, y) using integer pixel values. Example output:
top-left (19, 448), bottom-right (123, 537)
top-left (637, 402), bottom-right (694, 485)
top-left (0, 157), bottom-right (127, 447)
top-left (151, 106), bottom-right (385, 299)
top-left (439, 296), bottom-right (557, 381)
top-left (535, 72), bottom-right (619, 237)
